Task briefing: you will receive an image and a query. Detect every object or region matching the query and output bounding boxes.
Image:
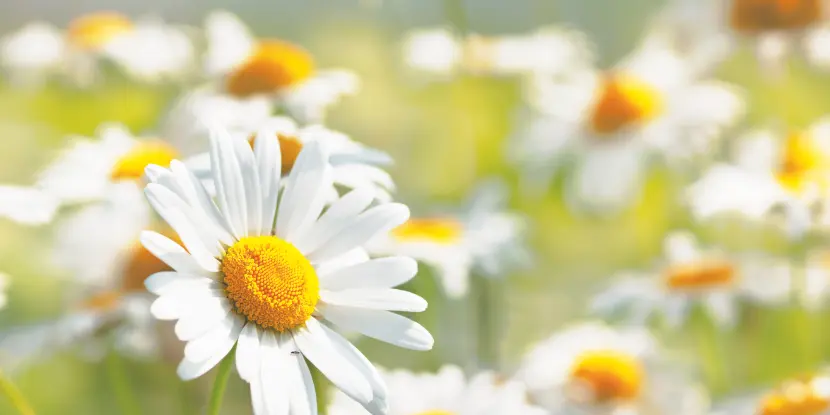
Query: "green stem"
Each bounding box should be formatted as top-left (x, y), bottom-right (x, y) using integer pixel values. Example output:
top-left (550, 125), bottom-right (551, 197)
top-left (0, 369), bottom-right (35, 415)
top-left (207, 349), bottom-right (235, 415)
top-left (691, 311), bottom-right (727, 395)
top-left (474, 276), bottom-right (502, 371)
top-left (106, 352), bottom-right (140, 415)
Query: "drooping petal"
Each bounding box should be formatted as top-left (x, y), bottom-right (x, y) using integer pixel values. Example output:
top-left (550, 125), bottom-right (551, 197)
top-left (319, 305), bottom-right (433, 351)
top-left (318, 257), bottom-right (417, 290)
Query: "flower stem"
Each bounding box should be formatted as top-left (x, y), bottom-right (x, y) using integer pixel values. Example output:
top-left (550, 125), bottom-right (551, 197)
top-left (207, 349), bottom-right (236, 415)
top-left (106, 352), bottom-right (140, 415)
top-left (0, 369), bottom-right (35, 415)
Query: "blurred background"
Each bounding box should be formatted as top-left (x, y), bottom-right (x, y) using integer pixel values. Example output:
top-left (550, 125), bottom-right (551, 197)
top-left (0, 0), bottom-right (829, 413)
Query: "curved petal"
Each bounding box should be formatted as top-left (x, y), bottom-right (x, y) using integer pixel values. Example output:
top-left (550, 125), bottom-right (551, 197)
top-left (276, 142), bottom-right (331, 241)
top-left (321, 289), bottom-right (427, 312)
top-left (210, 127), bottom-right (248, 238)
top-left (319, 305), bottom-right (433, 351)
top-left (235, 323), bottom-right (262, 383)
top-left (176, 314), bottom-right (243, 381)
top-left (140, 231), bottom-right (206, 275)
top-left (307, 203), bottom-right (409, 263)
top-left (318, 256), bottom-right (417, 290)
top-left (292, 187), bottom-right (374, 254)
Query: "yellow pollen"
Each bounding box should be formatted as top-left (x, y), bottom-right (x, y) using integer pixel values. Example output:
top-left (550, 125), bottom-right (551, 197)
top-left (77, 290), bottom-right (122, 312)
top-left (569, 350), bottom-right (644, 402)
top-left (249, 133), bottom-right (304, 176)
top-left (776, 131), bottom-right (830, 195)
top-left (67, 12), bottom-right (133, 50)
top-left (222, 236), bottom-right (319, 331)
top-left (110, 140), bottom-right (179, 181)
top-left (589, 74), bottom-right (663, 135)
top-left (226, 39), bottom-right (315, 98)
top-left (730, 0), bottom-right (823, 34)
top-left (664, 260), bottom-right (736, 291)
top-left (759, 377), bottom-right (830, 415)
top-left (392, 218), bottom-right (463, 244)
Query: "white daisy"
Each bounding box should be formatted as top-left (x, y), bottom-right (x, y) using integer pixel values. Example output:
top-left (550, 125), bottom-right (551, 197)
top-left (687, 119), bottom-right (830, 240)
top-left (328, 365), bottom-right (546, 415)
top-left (511, 29), bottom-right (744, 213)
top-left (710, 373), bottom-right (830, 415)
top-left (402, 26), bottom-right (592, 78)
top-left (0, 12), bottom-right (195, 86)
top-left (141, 126), bottom-right (433, 413)
top-left (515, 321), bottom-right (709, 415)
top-left (202, 10), bottom-right (358, 123)
top-left (665, 0), bottom-right (830, 71)
top-left (591, 231), bottom-right (791, 329)
top-left (367, 181), bottom-right (529, 298)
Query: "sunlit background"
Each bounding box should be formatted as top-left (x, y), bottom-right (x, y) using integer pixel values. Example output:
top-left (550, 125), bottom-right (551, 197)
top-left (1, 0), bottom-right (830, 414)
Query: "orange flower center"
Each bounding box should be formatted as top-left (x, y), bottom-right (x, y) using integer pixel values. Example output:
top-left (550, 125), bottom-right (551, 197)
top-left (77, 290), bottom-right (123, 312)
top-left (664, 260), bottom-right (736, 291)
top-left (226, 39), bottom-right (315, 98)
top-left (110, 140), bottom-right (179, 181)
top-left (249, 133), bottom-right (304, 176)
top-left (67, 12), bottom-right (133, 50)
top-left (222, 236), bottom-right (319, 331)
top-left (392, 218), bottom-right (463, 245)
top-left (589, 74), bottom-right (663, 135)
top-left (730, 0), bottom-right (823, 34)
top-left (569, 350), bottom-right (644, 403)
top-left (759, 377), bottom-right (830, 415)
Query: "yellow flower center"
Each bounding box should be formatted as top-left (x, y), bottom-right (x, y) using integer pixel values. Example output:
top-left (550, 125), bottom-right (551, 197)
top-left (67, 12), bottom-right (133, 50)
top-left (221, 236), bottom-right (319, 331)
top-left (110, 141), bottom-right (179, 181)
top-left (664, 260), bottom-right (736, 291)
top-left (730, 0), bottom-right (823, 34)
top-left (226, 39), bottom-right (316, 98)
top-left (589, 74), bottom-right (663, 135)
top-left (392, 218), bottom-right (463, 245)
top-left (759, 377), bottom-right (830, 415)
top-left (569, 350), bottom-right (644, 403)
top-left (77, 290), bottom-right (123, 312)
top-left (249, 133), bottom-right (304, 176)
top-left (776, 132), bottom-right (830, 196)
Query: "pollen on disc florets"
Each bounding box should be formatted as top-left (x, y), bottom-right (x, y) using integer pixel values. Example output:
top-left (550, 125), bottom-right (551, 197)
top-left (222, 236), bottom-right (319, 331)
top-left (225, 39), bottom-right (315, 98)
top-left (110, 140), bottom-right (179, 181)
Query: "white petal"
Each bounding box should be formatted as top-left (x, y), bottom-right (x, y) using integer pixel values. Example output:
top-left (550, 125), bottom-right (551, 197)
top-left (292, 187), bottom-right (374, 254)
top-left (292, 319), bottom-right (372, 404)
top-left (235, 323), bottom-right (262, 383)
top-left (144, 198), bottom-right (219, 272)
top-left (169, 160), bottom-right (235, 245)
top-left (210, 127), bottom-right (248, 238)
top-left (176, 315), bottom-right (243, 381)
top-left (308, 203), bottom-right (410, 263)
top-left (319, 256), bottom-right (418, 290)
top-left (321, 289), bottom-right (427, 312)
top-left (276, 142), bottom-right (331, 241)
top-left (144, 271), bottom-right (217, 295)
top-left (184, 314), bottom-right (244, 362)
top-left (150, 288), bottom-right (226, 321)
top-left (140, 231), bottom-right (206, 275)
top-left (0, 186), bottom-right (59, 225)
top-left (258, 332), bottom-right (290, 415)
top-left (145, 183), bottom-right (223, 257)
top-left (174, 299), bottom-right (233, 341)
top-left (230, 134), bottom-right (262, 235)
top-left (250, 378), bottom-right (268, 415)
top-left (319, 305), bottom-right (433, 351)
top-left (254, 126), bottom-right (281, 233)
top-left (282, 335), bottom-right (317, 415)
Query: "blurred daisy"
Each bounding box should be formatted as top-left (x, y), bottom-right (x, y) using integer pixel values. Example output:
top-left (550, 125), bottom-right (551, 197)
top-left (202, 10), bottom-right (358, 123)
top-left (511, 30), bottom-right (743, 213)
top-left (368, 181), bottom-right (529, 298)
top-left (666, 0), bottom-right (830, 71)
top-left (515, 321), bottom-right (708, 415)
top-left (328, 365), bottom-right (545, 415)
top-left (711, 373), bottom-right (830, 415)
top-left (687, 119), bottom-right (830, 239)
top-left (142, 128), bottom-right (432, 413)
top-left (0, 186), bottom-right (166, 370)
top-left (0, 12), bottom-right (194, 86)
top-left (591, 232), bottom-right (790, 328)
top-left (402, 26), bottom-right (592, 77)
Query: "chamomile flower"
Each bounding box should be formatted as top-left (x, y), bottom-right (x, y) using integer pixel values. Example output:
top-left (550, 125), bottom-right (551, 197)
top-left (591, 232), bottom-right (789, 328)
top-left (511, 29), bottom-right (743, 213)
top-left (666, 0), bottom-right (830, 71)
top-left (402, 26), bottom-right (592, 78)
top-left (515, 322), bottom-right (709, 415)
top-left (328, 365), bottom-right (546, 415)
top-left (687, 119), bottom-right (830, 240)
top-left (0, 12), bottom-right (194, 86)
top-left (367, 181), bottom-right (529, 298)
top-left (142, 127), bottom-right (433, 413)
top-left (710, 373), bottom-right (830, 415)
top-left (202, 10), bottom-right (358, 123)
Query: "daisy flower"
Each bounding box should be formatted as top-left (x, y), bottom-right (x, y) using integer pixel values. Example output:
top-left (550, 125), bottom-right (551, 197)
top-left (202, 10), bottom-right (358, 123)
top-left (367, 181), bottom-right (529, 298)
top-left (327, 365), bottom-right (546, 415)
top-left (687, 119), bottom-right (830, 240)
top-left (0, 12), bottom-right (194, 86)
top-left (510, 29), bottom-right (743, 213)
top-left (665, 0), bottom-right (830, 71)
top-left (402, 26), bottom-right (592, 78)
top-left (141, 127), bottom-right (433, 413)
top-left (515, 321), bottom-right (709, 415)
top-left (591, 231), bottom-right (791, 329)
top-left (710, 373), bottom-right (830, 415)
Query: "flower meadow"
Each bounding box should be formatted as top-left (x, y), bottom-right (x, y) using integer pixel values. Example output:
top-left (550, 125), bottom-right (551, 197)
top-left (4, 1), bottom-right (830, 414)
